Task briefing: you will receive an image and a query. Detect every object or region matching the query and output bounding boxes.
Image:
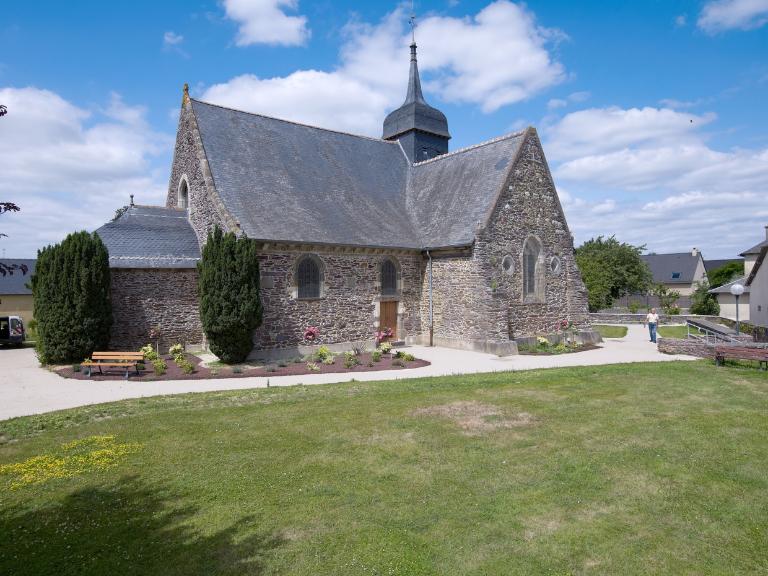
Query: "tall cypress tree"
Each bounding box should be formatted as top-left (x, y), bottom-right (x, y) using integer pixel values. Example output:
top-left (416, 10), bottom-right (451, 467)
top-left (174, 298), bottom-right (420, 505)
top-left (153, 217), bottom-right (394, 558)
top-left (32, 231), bottom-right (112, 364)
top-left (198, 227), bottom-right (262, 363)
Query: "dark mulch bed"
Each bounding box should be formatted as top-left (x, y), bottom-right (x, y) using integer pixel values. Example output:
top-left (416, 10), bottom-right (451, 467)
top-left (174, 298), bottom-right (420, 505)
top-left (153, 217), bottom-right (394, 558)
top-left (518, 343), bottom-right (602, 356)
top-left (56, 352), bottom-right (430, 381)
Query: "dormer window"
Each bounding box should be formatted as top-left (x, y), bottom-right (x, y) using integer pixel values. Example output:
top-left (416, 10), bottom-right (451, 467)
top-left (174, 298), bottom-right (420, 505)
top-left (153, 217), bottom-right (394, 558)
top-left (671, 272), bottom-right (681, 279)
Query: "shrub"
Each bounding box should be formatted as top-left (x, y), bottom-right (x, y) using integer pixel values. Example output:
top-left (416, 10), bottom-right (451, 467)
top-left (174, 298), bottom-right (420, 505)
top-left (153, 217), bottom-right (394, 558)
top-left (306, 362), bottom-right (320, 372)
top-left (198, 226), bottom-right (262, 364)
top-left (277, 360), bottom-right (288, 368)
top-left (232, 367), bottom-right (242, 374)
top-left (379, 342), bottom-right (392, 354)
top-left (628, 301), bottom-right (640, 313)
top-left (32, 231), bottom-right (112, 364)
top-left (141, 344), bottom-right (158, 362)
top-left (321, 355), bottom-right (335, 365)
top-left (314, 345), bottom-right (333, 362)
top-left (371, 349), bottom-right (382, 362)
top-left (72, 364), bottom-right (81, 373)
top-left (394, 351), bottom-right (415, 362)
top-left (351, 343), bottom-right (365, 356)
top-left (292, 357), bottom-right (303, 364)
top-left (375, 327), bottom-right (393, 345)
top-left (266, 365), bottom-right (277, 373)
top-left (689, 281), bottom-right (720, 315)
top-left (344, 353), bottom-right (360, 369)
top-left (168, 343), bottom-right (184, 358)
top-left (136, 362), bottom-right (145, 372)
top-left (392, 359), bottom-right (405, 367)
top-left (178, 360), bottom-right (195, 375)
top-left (152, 359), bottom-right (167, 376)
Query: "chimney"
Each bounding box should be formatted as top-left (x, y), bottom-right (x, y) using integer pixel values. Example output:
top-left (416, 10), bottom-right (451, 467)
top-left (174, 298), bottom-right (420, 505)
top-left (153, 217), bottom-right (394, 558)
top-left (130, 194), bottom-right (135, 207)
top-left (765, 225), bottom-right (768, 241)
top-left (691, 247), bottom-right (699, 257)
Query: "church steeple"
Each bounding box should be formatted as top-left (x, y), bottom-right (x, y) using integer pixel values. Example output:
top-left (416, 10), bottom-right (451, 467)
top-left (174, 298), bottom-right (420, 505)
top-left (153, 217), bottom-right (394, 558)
top-left (382, 42), bottom-right (450, 163)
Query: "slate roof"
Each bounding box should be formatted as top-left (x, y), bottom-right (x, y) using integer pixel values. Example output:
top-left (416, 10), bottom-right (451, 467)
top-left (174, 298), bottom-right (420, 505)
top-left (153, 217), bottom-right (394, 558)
top-left (740, 238), bottom-right (768, 256)
top-left (641, 253), bottom-right (701, 284)
top-left (746, 246), bottom-right (768, 287)
top-left (382, 44), bottom-right (450, 141)
top-left (191, 98), bottom-right (525, 250)
top-left (95, 206), bottom-right (200, 268)
top-left (0, 259), bottom-right (35, 295)
top-left (704, 258), bottom-right (744, 274)
top-left (708, 276), bottom-right (750, 294)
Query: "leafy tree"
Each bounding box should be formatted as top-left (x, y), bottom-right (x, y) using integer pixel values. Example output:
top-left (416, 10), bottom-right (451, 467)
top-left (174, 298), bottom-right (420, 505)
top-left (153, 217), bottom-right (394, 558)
top-left (575, 236), bottom-right (652, 312)
top-left (0, 104), bottom-right (7, 117)
top-left (32, 232), bottom-right (112, 364)
top-left (651, 283), bottom-right (681, 315)
top-left (0, 202), bottom-right (28, 277)
top-left (198, 227), bottom-right (262, 363)
top-left (708, 261), bottom-right (744, 288)
top-left (689, 280), bottom-right (720, 315)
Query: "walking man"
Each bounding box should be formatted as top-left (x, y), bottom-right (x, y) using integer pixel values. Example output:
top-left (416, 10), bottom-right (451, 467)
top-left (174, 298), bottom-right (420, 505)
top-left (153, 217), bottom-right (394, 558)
top-left (646, 308), bottom-right (660, 343)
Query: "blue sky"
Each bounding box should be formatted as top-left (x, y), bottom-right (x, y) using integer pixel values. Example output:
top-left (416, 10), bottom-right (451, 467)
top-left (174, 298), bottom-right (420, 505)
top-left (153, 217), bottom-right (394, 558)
top-left (1, 0), bottom-right (767, 258)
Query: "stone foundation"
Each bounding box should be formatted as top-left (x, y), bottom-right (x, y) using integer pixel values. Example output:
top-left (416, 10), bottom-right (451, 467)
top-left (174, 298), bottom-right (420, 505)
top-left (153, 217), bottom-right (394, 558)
top-left (110, 268), bottom-right (203, 351)
top-left (406, 333), bottom-right (518, 356)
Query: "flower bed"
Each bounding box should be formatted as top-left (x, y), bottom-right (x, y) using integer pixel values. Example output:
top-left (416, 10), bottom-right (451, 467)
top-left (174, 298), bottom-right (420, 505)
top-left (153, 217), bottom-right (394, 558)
top-left (57, 351), bottom-right (429, 381)
top-left (517, 338), bottom-right (601, 356)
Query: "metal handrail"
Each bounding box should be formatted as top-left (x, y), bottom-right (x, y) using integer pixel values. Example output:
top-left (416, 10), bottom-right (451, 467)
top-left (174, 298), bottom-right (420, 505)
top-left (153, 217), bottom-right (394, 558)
top-left (686, 321), bottom-right (740, 345)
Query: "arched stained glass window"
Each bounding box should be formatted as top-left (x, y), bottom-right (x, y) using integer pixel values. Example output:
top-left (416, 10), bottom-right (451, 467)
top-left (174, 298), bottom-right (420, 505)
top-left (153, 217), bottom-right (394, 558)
top-left (381, 259), bottom-right (397, 295)
top-left (297, 256), bottom-right (320, 299)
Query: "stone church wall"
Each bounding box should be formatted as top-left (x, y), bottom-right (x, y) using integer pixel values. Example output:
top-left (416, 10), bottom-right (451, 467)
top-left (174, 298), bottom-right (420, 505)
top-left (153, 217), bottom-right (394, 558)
top-left (110, 268), bottom-right (204, 352)
top-left (251, 248), bottom-right (424, 359)
top-left (166, 100), bottom-right (236, 245)
top-left (474, 131), bottom-right (590, 338)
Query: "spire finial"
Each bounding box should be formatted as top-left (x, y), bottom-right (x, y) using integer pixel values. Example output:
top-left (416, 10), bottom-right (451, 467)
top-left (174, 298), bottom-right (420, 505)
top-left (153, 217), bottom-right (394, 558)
top-left (182, 83), bottom-right (190, 106)
top-left (409, 0), bottom-right (416, 45)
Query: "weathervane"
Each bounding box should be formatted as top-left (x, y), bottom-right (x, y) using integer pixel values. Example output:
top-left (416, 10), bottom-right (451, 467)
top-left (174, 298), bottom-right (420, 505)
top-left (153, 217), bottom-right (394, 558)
top-left (409, 0), bottom-right (416, 44)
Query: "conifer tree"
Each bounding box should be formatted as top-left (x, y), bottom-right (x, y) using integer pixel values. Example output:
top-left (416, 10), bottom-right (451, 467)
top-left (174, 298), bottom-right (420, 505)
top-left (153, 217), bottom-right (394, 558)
top-left (198, 227), bottom-right (262, 363)
top-left (32, 231), bottom-right (112, 363)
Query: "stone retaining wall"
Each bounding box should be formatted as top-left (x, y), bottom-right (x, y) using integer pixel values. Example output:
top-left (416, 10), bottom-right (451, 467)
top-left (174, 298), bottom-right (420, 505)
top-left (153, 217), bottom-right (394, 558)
top-left (590, 313), bottom-right (722, 325)
top-left (657, 338), bottom-right (714, 358)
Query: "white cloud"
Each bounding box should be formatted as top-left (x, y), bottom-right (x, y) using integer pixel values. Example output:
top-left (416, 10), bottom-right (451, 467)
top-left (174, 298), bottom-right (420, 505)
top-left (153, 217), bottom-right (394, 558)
top-left (223, 0), bottom-right (310, 46)
top-left (698, 0), bottom-right (768, 32)
top-left (204, 1), bottom-right (567, 135)
top-left (545, 105), bottom-right (768, 256)
top-left (547, 98), bottom-right (567, 109)
top-left (0, 87), bottom-right (170, 256)
top-left (163, 31), bottom-right (184, 46)
top-left (675, 14), bottom-right (688, 27)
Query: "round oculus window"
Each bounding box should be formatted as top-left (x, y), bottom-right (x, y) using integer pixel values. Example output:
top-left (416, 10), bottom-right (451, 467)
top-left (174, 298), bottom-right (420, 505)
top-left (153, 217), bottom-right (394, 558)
top-left (501, 255), bottom-right (515, 275)
top-left (550, 256), bottom-right (562, 275)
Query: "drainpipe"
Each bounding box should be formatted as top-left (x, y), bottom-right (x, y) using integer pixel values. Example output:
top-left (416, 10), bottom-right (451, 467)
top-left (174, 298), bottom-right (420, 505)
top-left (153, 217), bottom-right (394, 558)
top-left (426, 249), bottom-right (434, 347)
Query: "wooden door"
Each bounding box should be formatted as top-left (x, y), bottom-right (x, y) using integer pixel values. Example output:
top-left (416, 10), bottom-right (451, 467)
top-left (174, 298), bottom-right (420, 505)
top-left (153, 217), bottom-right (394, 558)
top-left (380, 301), bottom-right (398, 340)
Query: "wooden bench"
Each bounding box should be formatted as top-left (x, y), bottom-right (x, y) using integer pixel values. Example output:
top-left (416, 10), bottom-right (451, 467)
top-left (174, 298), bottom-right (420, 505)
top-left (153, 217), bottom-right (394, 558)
top-left (86, 351), bottom-right (145, 379)
top-left (714, 346), bottom-right (768, 370)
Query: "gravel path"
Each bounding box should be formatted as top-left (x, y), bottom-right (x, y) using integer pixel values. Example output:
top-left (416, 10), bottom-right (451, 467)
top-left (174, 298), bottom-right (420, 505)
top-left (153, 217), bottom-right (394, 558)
top-left (0, 324), bottom-right (695, 421)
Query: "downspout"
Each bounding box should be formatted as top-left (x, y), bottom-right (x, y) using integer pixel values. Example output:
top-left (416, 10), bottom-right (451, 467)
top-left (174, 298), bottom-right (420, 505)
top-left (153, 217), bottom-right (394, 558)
top-left (426, 249), bottom-right (434, 346)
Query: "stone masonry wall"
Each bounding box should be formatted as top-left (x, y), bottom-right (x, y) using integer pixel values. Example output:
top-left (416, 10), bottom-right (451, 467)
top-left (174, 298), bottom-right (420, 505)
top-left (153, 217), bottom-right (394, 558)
top-left (473, 130), bottom-right (590, 338)
top-left (110, 268), bottom-right (203, 351)
top-left (166, 99), bottom-right (237, 245)
top-left (657, 338), bottom-right (715, 358)
top-left (252, 248), bottom-right (423, 356)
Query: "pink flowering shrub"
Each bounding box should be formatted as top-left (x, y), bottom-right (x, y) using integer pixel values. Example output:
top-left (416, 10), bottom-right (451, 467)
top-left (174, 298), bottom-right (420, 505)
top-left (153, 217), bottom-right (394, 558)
top-left (304, 326), bottom-right (320, 341)
top-left (375, 327), bottom-right (393, 345)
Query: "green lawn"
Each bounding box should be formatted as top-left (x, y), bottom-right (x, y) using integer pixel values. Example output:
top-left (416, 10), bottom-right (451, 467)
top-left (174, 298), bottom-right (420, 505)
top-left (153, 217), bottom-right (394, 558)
top-left (657, 325), bottom-right (692, 339)
top-left (2, 362), bottom-right (768, 575)
top-left (592, 324), bottom-right (628, 338)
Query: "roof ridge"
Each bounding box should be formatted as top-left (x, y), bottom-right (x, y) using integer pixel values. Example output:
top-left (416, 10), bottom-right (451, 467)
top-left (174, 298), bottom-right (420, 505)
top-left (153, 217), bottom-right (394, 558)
top-left (190, 98), bottom-right (399, 145)
top-left (412, 128), bottom-right (528, 166)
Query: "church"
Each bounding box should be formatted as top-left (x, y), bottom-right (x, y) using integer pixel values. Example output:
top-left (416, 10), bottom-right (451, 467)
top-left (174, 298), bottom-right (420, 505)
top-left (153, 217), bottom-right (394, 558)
top-left (95, 41), bottom-right (592, 358)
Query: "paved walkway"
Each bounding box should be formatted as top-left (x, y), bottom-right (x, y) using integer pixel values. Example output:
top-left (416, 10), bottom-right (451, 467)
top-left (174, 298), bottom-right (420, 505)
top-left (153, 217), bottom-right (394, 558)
top-left (0, 325), bottom-right (695, 421)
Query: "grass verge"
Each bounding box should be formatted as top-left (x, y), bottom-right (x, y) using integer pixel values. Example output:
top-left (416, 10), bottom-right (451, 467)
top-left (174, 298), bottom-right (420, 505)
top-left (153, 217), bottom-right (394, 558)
top-left (2, 362), bottom-right (768, 575)
top-left (592, 324), bottom-right (628, 338)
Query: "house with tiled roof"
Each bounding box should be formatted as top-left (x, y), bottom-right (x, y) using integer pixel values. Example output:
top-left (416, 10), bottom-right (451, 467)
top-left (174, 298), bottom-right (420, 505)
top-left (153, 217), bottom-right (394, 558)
top-left (94, 42), bottom-right (591, 357)
top-left (0, 259), bottom-right (36, 323)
